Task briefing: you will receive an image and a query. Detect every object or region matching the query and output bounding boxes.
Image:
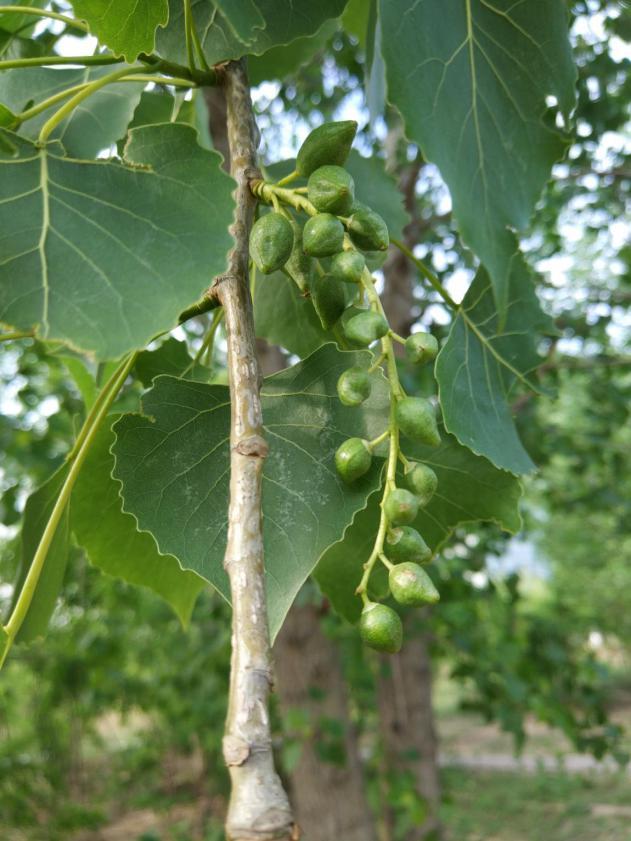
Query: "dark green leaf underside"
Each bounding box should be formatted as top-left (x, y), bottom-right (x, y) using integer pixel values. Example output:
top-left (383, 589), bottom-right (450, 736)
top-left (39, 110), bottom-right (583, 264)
top-left (436, 258), bottom-right (553, 474)
top-left (112, 344), bottom-right (390, 638)
top-left (72, 418), bottom-right (206, 627)
top-left (157, 0), bottom-right (348, 66)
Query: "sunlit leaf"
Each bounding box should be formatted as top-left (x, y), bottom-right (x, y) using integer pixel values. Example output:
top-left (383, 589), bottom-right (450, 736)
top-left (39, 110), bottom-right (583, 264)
top-left (436, 258), bottom-right (554, 474)
top-left (11, 467), bottom-right (70, 642)
top-left (380, 0), bottom-right (576, 313)
top-left (70, 0), bottom-right (168, 61)
top-left (0, 123), bottom-right (234, 360)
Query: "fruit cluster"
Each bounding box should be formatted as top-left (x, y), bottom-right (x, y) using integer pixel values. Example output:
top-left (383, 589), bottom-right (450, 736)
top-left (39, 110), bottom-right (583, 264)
top-left (250, 121), bottom-right (442, 655)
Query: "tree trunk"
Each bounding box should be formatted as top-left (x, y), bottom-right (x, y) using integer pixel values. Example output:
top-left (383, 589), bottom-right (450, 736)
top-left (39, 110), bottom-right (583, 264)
top-left (274, 604), bottom-right (377, 841)
top-left (376, 627), bottom-right (442, 840)
top-left (379, 154), bottom-right (443, 839)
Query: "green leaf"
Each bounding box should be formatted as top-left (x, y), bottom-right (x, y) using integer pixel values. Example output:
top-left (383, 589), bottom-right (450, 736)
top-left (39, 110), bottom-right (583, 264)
top-left (342, 0), bottom-right (371, 47)
top-left (0, 123), bottom-right (234, 360)
top-left (0, 102), bottom-right (16, 127)
top-left (248, 20), bottom-right (336, 85)
top-left (134, 337), bottom-right (209, 386)
top-left (70, 0), bottom-right (169, 61)
top-left (71, 417), bottom-right (205, 627)
top-left (0, 67), bottom-right (143, 159)
top-left (254, 270), bottom-right (333, 358)
top-left (346, 151), bottom-right (409, 241)
top-left (214, 0), bottom-right (265, 43)
top-left (112, 344), bottom-right (390, 638)
top-left (124, 88), bottom-right (175, 128)
top-left (365, 1), bottom-right (385, 122)
top-left (11, 467), bottom-right (70, 642)
top-left (380, 0), bottom-right (576, 313)
top-left (0, 1), bottom-right (45, 35)
top-left (435, 257), bottom-right (553, 475)
top-left (157, 0), bottom-right (347, 66)
top-left (315, 430), bottom-right (522, 623)
top-left (59, 354), bottom-right (98, 409)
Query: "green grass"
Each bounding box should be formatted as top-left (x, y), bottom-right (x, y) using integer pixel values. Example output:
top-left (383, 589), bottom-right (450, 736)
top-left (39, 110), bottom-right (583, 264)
top-left (441, 768), bottom-right (631, 841)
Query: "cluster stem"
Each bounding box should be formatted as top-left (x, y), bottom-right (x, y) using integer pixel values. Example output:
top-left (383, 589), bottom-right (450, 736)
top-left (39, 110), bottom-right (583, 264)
top-left (354, 263), bottom-right (405, 600)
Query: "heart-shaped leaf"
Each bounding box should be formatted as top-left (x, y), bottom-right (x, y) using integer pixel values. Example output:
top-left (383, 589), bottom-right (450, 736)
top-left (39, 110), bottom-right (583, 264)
top-left (380, 0), bottom-right (576, 314)
top-left (436, 257), bottom-right (553, 474)
top-left (112, 344), bottom-right (390, 637)
top-left (0, 123), bottom-right (234, 360)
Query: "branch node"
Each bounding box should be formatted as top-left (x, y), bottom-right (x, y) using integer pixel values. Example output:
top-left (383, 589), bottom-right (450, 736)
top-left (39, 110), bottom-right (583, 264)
top-left (223, 735), bottom-right (251, 766)
top-left (235, 435), bottom-right (269, 458)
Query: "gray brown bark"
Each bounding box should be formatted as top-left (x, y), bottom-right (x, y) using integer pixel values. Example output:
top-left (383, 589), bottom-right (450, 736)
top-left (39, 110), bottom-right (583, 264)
top-left (274, 604), bottom-right (377, 841)
top-left (213, 59), bottom-right (294, 841)
top-left (376, 628), bottom-right (442, 840)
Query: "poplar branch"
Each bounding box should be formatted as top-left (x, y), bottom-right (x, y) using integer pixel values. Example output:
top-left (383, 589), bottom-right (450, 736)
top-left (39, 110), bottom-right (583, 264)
top-left (212, 59), bottom-right (295, 841)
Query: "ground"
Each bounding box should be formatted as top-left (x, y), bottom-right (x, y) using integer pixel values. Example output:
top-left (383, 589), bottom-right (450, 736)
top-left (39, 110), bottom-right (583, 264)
top-left (4, 698), bottom-right (631, 840)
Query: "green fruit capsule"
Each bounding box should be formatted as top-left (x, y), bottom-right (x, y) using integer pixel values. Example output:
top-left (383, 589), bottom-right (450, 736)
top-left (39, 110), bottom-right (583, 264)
top-left (405, 463), bottom-right (438, 507)
top-left (296, 120), bottom-right (358, 177)
top-left (405, 332), bottom-right (439, 364)
top-left (389, 563), bottom-right (439, 607)
top-left (344, 310), bottom-right (389, 346)
top-left (347, 208), bottom-right (389, 251)
top-left (359, 602), bottom-right (403, 653)
top-left (337, 367), bottom-right (371, 406)
top-left (335, 437), bottom-right (372, 483)
top-left (303, 213), bottom-right (345, 257)
top-left (284, 218), bottom-right (312, 292)
top-left (385, 527), bottom-right (431, 564)
top-left (396, 397), bottom-right (440, 447)
top-left (308, 165), bottom-right (355, 215)
top-left (310, 273), bottom-right (346, 329)
top-left (384, 488), bottom-right (419, 526)
top-left (249, 212), bottom-right (294, 274)
top-left (330, 250), bottom-right (366, 284)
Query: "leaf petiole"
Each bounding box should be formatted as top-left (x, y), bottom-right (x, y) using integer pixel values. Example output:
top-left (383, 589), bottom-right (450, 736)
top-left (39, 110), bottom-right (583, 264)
top-left (38, 65), bottom-right (147, 144)
top-left (0, 6), bottom-right (89, 32)
top-left (390, 237), bottom-right (458, 310)
top-left (0, 351), bottom-right (137, 668)
top-left (0, 329), bottom-right (34, 342)
top-left (183, 0), bottom-right (197, 72)
top-left (14, 75), bottom-right (195, 130)
top-left (0, 54), bottom-right (122, 71)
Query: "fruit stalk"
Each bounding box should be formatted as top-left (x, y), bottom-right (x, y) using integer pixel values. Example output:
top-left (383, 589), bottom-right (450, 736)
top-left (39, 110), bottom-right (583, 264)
top-left (354, 266), bottom-right (405, 599)
top-left (211, 59), bottom-right (294, 841)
